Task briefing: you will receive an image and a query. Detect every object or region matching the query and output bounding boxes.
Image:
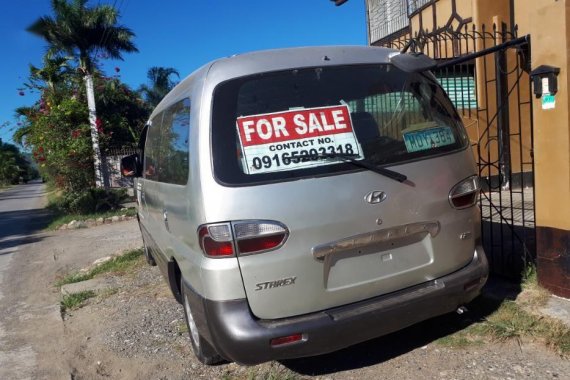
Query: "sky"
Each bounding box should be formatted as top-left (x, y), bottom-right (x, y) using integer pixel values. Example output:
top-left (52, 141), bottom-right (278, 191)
top-left (0, 0), bottom-right (367, 146)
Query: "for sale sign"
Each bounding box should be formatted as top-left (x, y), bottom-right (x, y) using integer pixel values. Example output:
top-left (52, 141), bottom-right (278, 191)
top-left (236, 105), bottom-right (363, 174)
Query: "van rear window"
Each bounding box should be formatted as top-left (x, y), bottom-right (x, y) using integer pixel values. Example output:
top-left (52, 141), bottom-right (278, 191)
top-left (212, 64), bottom-right (468, 186)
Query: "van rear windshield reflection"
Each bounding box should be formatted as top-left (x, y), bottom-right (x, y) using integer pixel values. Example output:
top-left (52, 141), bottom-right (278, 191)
top-left (212, 64), bottom-right (468, 185)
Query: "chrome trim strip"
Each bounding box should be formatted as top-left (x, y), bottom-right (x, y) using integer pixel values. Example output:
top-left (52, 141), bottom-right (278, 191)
top-left (312, 221), bottom-right (440, 262)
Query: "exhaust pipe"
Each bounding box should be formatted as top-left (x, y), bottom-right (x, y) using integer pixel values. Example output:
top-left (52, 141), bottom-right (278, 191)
top-left (456, 306), bottom-right (468, 315)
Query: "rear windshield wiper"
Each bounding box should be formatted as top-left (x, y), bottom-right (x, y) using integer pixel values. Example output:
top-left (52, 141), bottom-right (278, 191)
top-left (309, 153), bottom-right (407, 183)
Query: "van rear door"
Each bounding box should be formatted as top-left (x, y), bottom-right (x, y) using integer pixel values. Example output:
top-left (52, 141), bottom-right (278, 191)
top-left (228, 156), bottom-right (479, 319)
top-left (210, 64), bottom-right (479, 319)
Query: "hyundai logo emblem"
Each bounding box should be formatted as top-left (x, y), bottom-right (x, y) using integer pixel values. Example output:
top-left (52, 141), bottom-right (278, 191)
top-left (365, 191), bottom-right (387, 204)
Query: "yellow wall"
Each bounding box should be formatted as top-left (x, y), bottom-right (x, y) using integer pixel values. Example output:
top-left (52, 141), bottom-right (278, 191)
top-left (527, 0), bottom-right (570, 230)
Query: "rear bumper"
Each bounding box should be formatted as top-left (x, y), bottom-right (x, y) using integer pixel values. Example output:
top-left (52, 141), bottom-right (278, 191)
top-left (186, 246), bottom-right (488, 365)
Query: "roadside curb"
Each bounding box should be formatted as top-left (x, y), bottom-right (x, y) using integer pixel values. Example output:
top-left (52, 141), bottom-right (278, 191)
top-left (58, 214), bottom-right (137, 230)
top-left (540, 296), bottom-right (570, 328)
top-left (60, 277), bottom-right (119, 296)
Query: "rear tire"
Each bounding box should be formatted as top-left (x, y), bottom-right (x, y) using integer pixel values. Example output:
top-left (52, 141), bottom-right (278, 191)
top-left (182, 284), bottom-right (223, 365)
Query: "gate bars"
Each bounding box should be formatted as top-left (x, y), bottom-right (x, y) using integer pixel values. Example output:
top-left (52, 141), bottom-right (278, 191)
top-left (382, 23), bottom-right (536, 279)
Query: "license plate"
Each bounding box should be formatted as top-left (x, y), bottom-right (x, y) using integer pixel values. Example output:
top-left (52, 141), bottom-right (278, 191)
top-left (403, 126), bottom-right (455, 153)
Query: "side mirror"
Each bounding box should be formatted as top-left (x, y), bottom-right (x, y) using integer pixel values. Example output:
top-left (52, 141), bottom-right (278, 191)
top-left (121, 153), bottom-right (140, 178)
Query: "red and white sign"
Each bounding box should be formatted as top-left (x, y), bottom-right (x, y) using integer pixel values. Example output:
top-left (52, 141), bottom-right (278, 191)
top-left (236, 105), bottom-right (363, 174)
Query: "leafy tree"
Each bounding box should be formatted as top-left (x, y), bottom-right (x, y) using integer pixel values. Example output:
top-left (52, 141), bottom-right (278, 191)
top-left (138, 67), bottom-right (179, 108)
top-left (28, 0), bottom-right (138, 188)
top-left (0, 139), bottom-right (33, 185)
top-left (14, 70), bottom-right (148, 191)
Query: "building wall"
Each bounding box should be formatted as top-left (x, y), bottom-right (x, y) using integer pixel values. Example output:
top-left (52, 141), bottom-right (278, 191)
top-left (522, 0), bottom-right (570, 297)
top-left (367, 0), bottom-right (409, 43)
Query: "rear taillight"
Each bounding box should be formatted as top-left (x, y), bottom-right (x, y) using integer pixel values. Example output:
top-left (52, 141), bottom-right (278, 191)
top-left (198, 220), bottom-right (288, 258)
top-left (234, 221), bottom-right (288, 255)
top-left (198, 223), bottom-right (235, 257)
top-left (449, 175), bottom-right (481, 209)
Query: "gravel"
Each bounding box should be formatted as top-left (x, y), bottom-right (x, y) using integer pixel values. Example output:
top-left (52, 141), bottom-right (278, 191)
top-left (63, 257), bottom-right (570, 380)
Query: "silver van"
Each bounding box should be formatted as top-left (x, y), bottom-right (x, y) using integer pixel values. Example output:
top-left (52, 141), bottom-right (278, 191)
top-left (122, 46), bottom-right (489, 365)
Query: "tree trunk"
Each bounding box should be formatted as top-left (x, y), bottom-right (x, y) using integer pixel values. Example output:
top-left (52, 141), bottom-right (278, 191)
top-left (84, 74), bottom-right (107, 189)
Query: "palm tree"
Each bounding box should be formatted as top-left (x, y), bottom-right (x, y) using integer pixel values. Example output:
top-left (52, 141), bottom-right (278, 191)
top-left (27, 55), bottom-right (73, 95)
top-left (28, 0), bottom-right (138, 188)
top-left (138, 67), bottom-right (180, 108)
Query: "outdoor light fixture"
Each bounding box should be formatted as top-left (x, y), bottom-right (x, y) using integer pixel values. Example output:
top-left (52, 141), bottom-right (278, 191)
top-left (530, 65), bottom-right (560, 98)
top-left (530, 65), bottom-right (560, 110)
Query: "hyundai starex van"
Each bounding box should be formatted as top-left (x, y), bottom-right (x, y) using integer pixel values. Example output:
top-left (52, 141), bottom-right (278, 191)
top-left (121, 46), bottom-right (489, 365)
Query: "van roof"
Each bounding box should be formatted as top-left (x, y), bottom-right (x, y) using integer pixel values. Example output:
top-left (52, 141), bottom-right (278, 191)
top-left (210, 45), bottom-right (395, 72)
top-left (153, 45), bottom-right (397, 118)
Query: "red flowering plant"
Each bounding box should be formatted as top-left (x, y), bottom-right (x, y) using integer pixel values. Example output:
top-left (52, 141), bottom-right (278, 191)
top-left (14, 62), bottom-right (149, 192)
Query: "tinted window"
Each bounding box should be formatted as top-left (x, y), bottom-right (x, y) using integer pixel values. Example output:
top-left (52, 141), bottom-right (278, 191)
top-left (160, 98), bottom-right (191, 185)
top-left (143, 112), bottom-right (163, 181)
top-left (212, 64), bottom-right (468, 186)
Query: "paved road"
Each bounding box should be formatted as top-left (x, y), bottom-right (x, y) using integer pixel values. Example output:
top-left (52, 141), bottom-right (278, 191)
top-left (0, 182), bottom-right (143, 379)
top-left (0, 181), bottom-right (52, 304)
top-left (0, 182), bottom-right (66, 379)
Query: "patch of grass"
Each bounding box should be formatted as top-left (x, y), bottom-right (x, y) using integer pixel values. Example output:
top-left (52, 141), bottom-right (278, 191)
top-left (519, 266), bottom-right (551, 308)
top-left (436, 294), bottom-right (570, 356)
top-left (47, 207), bottom-right (137, 230)
top-left (246, 365), bottom-right (298, 380)
top-left (46, 186), bottom-right (61, 204)
top-left (176, 321), bottom-right (189, 335)
top-left (476, 300), bottom-right (541, 339)
top-left (61, 290), bottom-right (96, 313)
top-left (479, 300), bottom-right (570, 354)
top-left (56, 248), bottom-right (144, 286)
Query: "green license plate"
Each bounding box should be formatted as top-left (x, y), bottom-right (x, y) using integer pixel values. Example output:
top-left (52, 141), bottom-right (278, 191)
top-left (403, 126), bottom-right (456, 153)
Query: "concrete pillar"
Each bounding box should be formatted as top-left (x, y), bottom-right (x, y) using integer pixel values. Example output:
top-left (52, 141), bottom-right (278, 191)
top-left (529, 1), bottom-right (570, 298)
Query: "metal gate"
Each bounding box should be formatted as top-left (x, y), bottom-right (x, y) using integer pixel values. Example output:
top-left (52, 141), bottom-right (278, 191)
top-left (383, 23), bottom-right (536, 279)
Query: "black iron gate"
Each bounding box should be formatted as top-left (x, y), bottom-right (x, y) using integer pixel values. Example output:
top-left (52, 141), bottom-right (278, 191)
top-left (384, 24), bottom-right (536, 279)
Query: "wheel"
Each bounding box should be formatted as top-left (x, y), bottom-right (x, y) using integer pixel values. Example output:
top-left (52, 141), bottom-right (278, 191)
top-left (142, 239), bottom-right (156, 266)
top-left (182, 284), bottom-right (223, 365)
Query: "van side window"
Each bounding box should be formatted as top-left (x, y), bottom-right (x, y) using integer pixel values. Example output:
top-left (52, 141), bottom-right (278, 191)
top-left (159, 98), bottom-right (191, 185)
top-left (144, 112), bottom-right (163, 181)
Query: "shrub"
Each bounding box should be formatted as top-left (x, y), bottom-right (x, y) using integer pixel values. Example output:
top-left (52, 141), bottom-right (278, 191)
top-left (54, 188), bottom-right (129, 214)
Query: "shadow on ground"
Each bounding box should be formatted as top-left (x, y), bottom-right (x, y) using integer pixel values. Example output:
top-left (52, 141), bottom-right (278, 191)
top-left (0, 208), bottom-right (53, 252)
top-left (281, 276), bottom-right (521, 376)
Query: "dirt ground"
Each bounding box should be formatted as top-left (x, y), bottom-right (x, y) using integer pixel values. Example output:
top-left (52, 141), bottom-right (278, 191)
top-left (46, 220), bottom-right (568, 380)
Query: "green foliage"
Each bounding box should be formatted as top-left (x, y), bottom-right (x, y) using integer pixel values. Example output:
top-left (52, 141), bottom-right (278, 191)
top-left (27, 0), bottom-right (138, 73)
top-left (0, 139), bottom-right (34, 185)
top-left (19, 0), bottom-right (143, 191)
top-left (96, 76), bottom-right (151, 143)
top-left (50, 188), bottom-right (129, 214)
top-left (61, 290), bottom-right (96, 313)
top-left (138, 66), bottom-right (179, 107)
top-left (15, 71), bottom-right (148, 191)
